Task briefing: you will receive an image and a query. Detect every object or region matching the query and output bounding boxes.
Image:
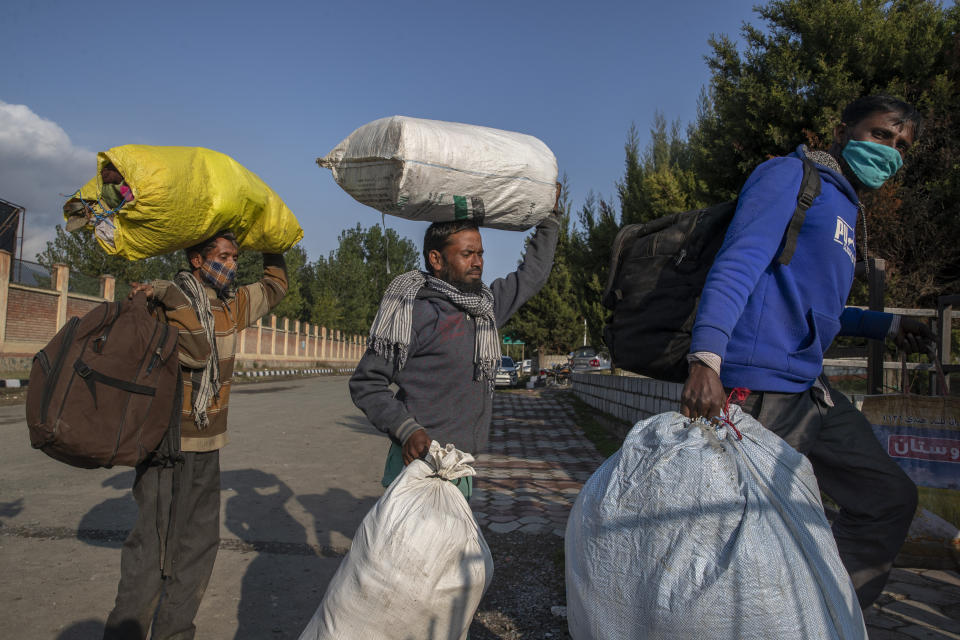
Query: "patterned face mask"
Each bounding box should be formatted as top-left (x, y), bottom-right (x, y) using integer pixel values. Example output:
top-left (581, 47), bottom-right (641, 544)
top-left (198, 259), bottom-right (236, 291)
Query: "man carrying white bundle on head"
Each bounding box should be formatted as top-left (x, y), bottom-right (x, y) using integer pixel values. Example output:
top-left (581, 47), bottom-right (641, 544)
top-left (350, 184), bottom-right (561, 499)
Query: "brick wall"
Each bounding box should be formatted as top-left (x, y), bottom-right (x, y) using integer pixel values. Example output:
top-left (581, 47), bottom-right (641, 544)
top-left (572, 372), bottom-right (682, 424)
top-left (240, 326), bottom-right (255, 353)
top-left (6, 287), bottom-right (57, 341)
top-left (0, 276), bottom-right (362, 366)
top-left (262, 328), bottom-right (276, 355)
top-left (67, 297), bottom-right (103, 319)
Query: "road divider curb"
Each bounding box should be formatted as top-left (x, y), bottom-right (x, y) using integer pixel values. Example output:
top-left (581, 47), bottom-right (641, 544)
top-left (236, 368), bottom-right (356, 378)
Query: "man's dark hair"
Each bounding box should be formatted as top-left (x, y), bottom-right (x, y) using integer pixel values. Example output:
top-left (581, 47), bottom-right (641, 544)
top-left (422, 220), bottom-right (480, 274)
top-left (842, 95), bottom-right (923, 137)
top-left (185, 230), bottom-right (238, 263)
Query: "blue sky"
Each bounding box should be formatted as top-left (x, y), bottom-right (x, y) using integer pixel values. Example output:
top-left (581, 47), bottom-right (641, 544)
top-left (1, 0), bottom-right (761, 280)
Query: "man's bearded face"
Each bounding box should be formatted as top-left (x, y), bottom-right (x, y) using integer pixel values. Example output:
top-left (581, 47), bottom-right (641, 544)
top-left (436, 229), bottom-right (484, 294)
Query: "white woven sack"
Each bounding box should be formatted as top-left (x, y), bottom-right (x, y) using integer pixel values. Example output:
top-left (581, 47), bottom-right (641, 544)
top-left (299, 442), bottom-right (493, 640)
top-left (565, 407), bottom-right (867, 640)
top-left (317, 116), bottom-right (558, 230)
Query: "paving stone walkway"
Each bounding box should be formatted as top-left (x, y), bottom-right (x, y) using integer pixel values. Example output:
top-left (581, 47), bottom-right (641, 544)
top-left (471, 389), bottom-right (604, 537)
top-left (476, 388), bottom-right (960, 639)
top-left (866, 567), bottom-right (960, 638)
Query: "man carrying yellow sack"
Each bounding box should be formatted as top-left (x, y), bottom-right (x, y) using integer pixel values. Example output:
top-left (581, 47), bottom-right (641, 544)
top-left (103, 231), bottom-right (287, 640)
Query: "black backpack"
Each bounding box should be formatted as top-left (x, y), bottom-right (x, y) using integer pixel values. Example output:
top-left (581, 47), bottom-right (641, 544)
top-left (601, 157), bottom-right (821, 382)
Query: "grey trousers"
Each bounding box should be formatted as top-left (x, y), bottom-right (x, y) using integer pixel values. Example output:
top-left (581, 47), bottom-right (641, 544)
top-left (737, 378), bottom-right (917, 608)
top-left (103, 450), bottom-right (221, 640)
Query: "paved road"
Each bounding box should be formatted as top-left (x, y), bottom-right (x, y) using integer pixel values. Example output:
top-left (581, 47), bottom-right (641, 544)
top-left (483, 391), bottom-right (960, 639)
top-left (0, 376), bottom-right (385, 640)
top-left (2, 377), bottom-right (958, 639)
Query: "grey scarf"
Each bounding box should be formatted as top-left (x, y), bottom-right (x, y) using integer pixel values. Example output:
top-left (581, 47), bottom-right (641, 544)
top-left (801, 144), bottom-right (841, 174)
top-left (368, 270), bottom-right (501, 385)
top-left (173, 271), bottom-right (221, 430)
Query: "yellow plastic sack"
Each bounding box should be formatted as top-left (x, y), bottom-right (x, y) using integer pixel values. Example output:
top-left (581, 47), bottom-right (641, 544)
top-left (64, 145), bottom-right (303, 260)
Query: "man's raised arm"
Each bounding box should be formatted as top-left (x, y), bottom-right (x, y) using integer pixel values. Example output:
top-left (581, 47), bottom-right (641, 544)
top-left (491, 216), bottom-right (560, 327)
top-left (238, 253), bottom-right (288, 330)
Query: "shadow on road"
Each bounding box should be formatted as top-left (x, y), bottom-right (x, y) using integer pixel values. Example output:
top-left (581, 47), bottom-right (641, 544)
top-left (56, 618), bottom-right (103, 639)
top-left (76, 471), bottom-right (136, 548)
top-left (64, 467), bottom-right (379, 639)
top-left (336, 414), bottom-right (380, 438)
top-left (297, 489), bottom-right (377, 553)
top-left (223, 468), bottom-right (318, 639)
top-left (0, 497), bottom-right (24, 520)
top-left (221, 469), bottom-right (378, 639)
top-left (232, 385), bottom-right (298, 395)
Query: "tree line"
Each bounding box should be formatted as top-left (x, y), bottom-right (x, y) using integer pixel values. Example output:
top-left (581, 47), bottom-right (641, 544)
top-left (37, 223), bottom-right (420, 336)
top-left (38, 0), bottom-right (960, 359)
top-left (506, 0), bottom-right (960, 356)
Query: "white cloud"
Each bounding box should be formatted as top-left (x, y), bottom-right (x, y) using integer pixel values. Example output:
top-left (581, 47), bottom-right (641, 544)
top-left (0, 100), bottom-right (95, 261)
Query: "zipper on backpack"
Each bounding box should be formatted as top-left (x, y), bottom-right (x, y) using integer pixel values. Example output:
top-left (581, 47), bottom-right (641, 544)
top-left (610, 225), bottom-right (637, 268)
top-left (146, 347), bottom-right (163, 374)
top-left (92, 302), bottom-right (122, 354)
top-left (39, 317), bottom-right (80, 425)
top-left (108, 321), bottom-right (161, 465)
top-left (146, 325), bottom-right (171, 374)
top-left (34, 351), bottom-right (51, 374)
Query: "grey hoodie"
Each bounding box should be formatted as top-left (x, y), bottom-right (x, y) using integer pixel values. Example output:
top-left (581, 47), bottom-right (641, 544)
top-left (349, 218), bottom-right (559, 453)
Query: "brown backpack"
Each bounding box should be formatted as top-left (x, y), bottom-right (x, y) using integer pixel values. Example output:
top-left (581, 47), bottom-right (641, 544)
top-left (26, 292), bottom-right (182, 468)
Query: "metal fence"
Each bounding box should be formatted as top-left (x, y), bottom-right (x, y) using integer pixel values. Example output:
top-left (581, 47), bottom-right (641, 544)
top-left (11, 259), bottom-right (50, 288)
top-left (9, 259), bottom-right (106, 297)
top-left (114, 280), bottom-right (132, 301)
top-left (68, 270), bottom-right (100, 296)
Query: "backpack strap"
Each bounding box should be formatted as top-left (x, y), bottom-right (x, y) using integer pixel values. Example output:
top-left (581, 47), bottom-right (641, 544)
top-left (74, 359), bottom-right (157, 409)
top-left (776, 156), bottom-right (821, 266)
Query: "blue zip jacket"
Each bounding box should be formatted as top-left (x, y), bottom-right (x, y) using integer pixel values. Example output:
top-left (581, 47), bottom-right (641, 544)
top-left (689, 146), bottom-right (893, 392)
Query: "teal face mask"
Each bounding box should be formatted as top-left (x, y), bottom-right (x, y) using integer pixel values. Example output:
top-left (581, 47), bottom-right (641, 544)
top-left (841, 139), bottom-right (903, 189)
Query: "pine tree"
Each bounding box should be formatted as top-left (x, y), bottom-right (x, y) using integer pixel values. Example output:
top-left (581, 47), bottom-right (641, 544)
top-left (691, 0), bottom-right (960, 305)
top-left (618, 114), bottom-right (707, 226)
top-left (503, 178), bottom-right (581, 355)
top-left (308, 223), bottom-right (420, 334)
top-left (37, 226), bottom-right (184, 296)
top-left (568, 192), bottom-right (619, 347)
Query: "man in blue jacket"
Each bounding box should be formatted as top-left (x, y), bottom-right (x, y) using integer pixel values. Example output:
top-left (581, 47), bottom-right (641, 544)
top-left (681, 95), bottom-right (932, 608)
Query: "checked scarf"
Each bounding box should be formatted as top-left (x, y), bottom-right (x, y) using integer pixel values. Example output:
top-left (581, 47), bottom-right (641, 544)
top-left (368, 270), bottom-right (501, 386)
top-left (174, 271), bottom-right (221, 430)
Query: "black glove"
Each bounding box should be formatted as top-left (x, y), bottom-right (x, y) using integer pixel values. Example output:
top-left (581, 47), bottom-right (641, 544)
top-left (895, 317), bottom-right (935, 355)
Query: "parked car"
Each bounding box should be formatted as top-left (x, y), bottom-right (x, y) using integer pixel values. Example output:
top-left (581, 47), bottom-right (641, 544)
top-left (570, 346), bottom-right (611, 371)
top-left (520, 359), bottom-right (532, 375)
top-left (495, 355), bottom-right (519, 387)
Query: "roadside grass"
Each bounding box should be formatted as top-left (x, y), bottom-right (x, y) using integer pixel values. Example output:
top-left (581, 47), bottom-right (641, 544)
top-left (558, 390), bottom-right (629, 459)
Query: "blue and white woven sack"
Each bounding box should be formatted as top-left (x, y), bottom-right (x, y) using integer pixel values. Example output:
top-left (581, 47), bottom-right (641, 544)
top-left (565, 406), bottom-right (867, 639)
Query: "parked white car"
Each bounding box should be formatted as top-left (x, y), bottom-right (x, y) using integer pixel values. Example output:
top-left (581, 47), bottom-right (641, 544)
top-left (570, 346), bottom-right (611, 371)
top-left (495, 356), bottom-right (519, 387)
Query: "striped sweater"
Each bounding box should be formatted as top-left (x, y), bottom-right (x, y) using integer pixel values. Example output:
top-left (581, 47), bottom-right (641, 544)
top-left (150, 254), bottom-right (287, 452)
